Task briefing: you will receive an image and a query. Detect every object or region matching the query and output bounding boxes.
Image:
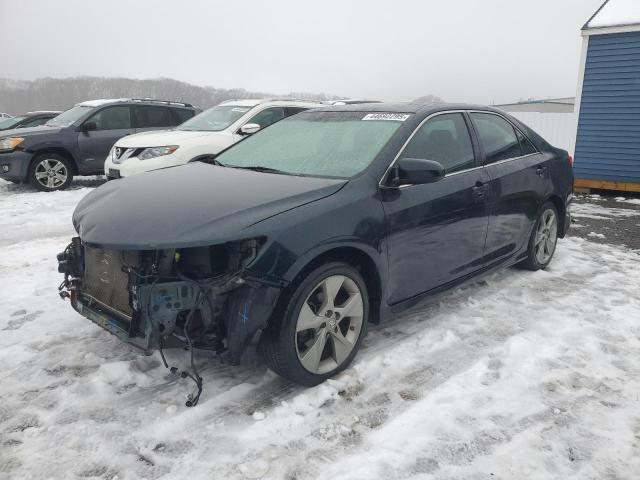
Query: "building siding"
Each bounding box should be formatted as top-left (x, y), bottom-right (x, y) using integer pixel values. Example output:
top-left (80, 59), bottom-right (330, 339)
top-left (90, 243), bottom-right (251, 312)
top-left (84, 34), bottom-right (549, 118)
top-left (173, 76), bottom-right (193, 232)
top-left (575, 31), bottom-right (640, 184)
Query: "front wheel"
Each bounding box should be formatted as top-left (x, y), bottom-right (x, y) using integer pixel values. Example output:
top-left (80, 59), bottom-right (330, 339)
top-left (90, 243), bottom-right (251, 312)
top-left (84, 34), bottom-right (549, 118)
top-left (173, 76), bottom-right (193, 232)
top-left (28, 153), bottom-right (73, 191)
top-left (519, 201), bottom-right (559, 271)
top-left (259, 262), bottom-right (369, 386)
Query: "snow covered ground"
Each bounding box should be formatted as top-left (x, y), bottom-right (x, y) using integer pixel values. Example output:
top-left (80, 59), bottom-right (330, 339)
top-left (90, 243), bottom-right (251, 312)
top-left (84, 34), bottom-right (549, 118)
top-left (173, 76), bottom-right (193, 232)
top-left (1, 179), bottom-right (639, 480)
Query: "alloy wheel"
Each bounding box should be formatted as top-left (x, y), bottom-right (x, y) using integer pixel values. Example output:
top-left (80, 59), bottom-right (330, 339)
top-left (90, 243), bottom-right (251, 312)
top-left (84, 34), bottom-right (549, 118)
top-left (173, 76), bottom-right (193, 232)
top-left (34, 158), bottom-right (68, 189)
top-left (535, 209), bottom-right (557, 264)
top-left (295, 275), bottom-right (364, 374)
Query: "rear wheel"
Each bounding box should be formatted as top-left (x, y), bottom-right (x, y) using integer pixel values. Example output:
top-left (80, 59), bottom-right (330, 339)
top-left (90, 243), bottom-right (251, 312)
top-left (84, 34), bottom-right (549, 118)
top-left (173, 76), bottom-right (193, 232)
top-left (28, 153), bottom-right (73, 191)
top-left (260, 262), bottom-right (369, 386)
top-left (519, 201), bottom-right (559, 270)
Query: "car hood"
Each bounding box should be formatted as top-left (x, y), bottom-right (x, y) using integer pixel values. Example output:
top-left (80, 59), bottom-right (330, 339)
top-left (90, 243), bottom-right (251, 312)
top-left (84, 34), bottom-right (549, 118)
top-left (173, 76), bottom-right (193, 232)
top-left (115, 129), bottom-right (224, 148)
top-left (73, 162), bottom-right (347, 249)
top-left (0, 125), bottom-right (62, 138)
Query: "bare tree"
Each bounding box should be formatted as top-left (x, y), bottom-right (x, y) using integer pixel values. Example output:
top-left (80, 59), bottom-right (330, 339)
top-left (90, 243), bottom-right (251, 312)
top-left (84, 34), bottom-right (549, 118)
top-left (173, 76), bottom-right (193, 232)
top-left (0, 77), bottom-right (340, 114)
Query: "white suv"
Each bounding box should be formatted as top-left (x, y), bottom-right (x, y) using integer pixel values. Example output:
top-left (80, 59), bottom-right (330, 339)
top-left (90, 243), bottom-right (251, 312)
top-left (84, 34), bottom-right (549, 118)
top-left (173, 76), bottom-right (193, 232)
top-left (104, 98), bottom-right (325, 178)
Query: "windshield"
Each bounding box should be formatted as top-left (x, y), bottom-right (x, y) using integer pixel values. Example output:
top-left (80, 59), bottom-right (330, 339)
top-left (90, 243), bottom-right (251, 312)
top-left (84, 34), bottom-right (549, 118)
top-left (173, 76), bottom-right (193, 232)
top-left (46, 105), bottom-right (94, 127)
top-left (177, 105), bottom-right (252, 131)
top-left (215, 111), bottom-right (408, 178)
top-left (0, 116), bottom-right (26, 129)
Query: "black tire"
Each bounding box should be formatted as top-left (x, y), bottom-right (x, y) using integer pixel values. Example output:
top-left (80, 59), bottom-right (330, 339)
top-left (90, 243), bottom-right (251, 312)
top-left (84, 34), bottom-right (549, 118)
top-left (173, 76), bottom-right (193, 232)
top-left (518, 201), bottom-right (559, 271)
top-left (259, 262), bottom-right (369, 386)
top-left (28, 153), bottom-right (74, 191)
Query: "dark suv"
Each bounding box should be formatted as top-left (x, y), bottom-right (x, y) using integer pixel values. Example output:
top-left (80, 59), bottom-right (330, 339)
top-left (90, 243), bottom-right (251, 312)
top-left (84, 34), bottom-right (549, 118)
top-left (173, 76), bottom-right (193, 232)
top-left (0, 99), bottom-right (197, 191)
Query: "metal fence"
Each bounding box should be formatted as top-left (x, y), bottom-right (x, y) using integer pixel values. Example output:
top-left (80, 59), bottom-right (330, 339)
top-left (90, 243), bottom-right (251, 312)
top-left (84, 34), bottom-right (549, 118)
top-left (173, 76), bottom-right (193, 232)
top-left (509, 112), bottom-right (577, 155)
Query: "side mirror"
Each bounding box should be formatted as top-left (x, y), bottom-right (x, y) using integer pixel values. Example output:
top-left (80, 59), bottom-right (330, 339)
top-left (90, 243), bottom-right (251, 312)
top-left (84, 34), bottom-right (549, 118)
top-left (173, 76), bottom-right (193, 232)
top-left (82, 121), bottom-right (97, 132)
top-left (389, 158), bottom-right (445, 187)
top-left (239, 123), bottom-right (261, 135)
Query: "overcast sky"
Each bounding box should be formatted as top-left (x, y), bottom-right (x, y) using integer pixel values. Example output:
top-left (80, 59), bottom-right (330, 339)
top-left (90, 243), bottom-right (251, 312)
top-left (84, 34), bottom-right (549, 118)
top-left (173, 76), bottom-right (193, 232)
top-left (0, 0), bottom-right (604, 104)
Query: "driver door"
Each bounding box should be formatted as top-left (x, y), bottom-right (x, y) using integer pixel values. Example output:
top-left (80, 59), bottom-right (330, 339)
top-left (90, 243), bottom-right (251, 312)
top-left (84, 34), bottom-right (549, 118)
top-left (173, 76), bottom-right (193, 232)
top-left (382, 112), bottom-right (490, 304)
top-left (77, 106), bottom-right (135, 172)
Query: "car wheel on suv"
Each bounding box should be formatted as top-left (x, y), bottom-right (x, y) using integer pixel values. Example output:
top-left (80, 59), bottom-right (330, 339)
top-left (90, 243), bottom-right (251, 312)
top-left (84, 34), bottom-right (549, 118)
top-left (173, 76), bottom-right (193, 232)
top-left (28, 153), bottom-right (73, 192)
top-left (259, 262), bottom-right (369, 386)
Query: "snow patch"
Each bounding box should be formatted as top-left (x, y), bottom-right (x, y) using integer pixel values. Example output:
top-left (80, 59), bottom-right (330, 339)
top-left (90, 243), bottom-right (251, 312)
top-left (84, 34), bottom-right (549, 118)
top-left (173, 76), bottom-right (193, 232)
top-left (1, 180), bottom-right (640, 479)
top-left (587, 0), bottom-right (640, 29)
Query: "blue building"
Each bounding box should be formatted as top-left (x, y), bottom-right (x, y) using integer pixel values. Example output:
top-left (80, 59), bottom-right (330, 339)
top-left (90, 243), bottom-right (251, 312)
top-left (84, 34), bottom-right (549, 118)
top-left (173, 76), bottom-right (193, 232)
top-left (574, 0), bottom-right (640, 192)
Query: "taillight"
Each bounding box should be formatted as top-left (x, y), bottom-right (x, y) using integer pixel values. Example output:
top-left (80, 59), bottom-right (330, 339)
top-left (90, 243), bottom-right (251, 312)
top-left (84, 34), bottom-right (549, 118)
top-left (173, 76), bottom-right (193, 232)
top-left (568, 154), bottom-right (574, 167)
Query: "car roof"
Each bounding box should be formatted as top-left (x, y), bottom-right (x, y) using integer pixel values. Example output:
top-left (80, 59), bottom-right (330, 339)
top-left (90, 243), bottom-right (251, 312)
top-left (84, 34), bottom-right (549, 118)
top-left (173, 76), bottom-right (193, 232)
top-left (75, 98), bottom-right (195, 108)
top-left (220, 98), bottom-right (326, 108)
top-left (24, 111), bottom-right (62, 115)
top-left (311, 101), bottom-right (506, 116)
top-left (325, 99), bottom-right (382, 105)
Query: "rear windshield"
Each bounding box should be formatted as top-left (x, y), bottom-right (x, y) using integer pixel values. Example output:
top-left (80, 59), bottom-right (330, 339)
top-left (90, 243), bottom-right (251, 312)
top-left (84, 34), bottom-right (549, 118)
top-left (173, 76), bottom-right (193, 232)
top-left (215, 111), bottom-right (409, 179)
top-left (177, 105), bottom-right (251, 131)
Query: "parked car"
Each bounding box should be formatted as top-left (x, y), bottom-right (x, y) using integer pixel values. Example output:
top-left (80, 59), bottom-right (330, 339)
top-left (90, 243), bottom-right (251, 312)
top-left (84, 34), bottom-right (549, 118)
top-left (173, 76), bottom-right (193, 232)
top-left (58, 102), bottom-right (573, 395)
top-left (0, 112), bottom-right (12, 119)
top-left (0, 111), bottom-right (62, 130)
top-left (0, 98), bottom-right (197, 191)
top-left (103, 99), bottom-right (325, 179)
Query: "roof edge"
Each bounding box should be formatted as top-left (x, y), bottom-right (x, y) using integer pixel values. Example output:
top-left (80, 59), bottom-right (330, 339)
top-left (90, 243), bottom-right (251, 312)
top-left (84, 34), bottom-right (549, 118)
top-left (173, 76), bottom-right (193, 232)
top-left (582, 0), bottom-right (611, 30)
top-left (582, 22), bottom-right (640, 35)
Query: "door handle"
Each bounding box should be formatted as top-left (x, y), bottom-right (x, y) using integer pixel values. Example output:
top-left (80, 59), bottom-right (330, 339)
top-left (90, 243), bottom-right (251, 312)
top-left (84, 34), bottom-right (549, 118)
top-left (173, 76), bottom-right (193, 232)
top-left (472, 181), bottom-right (488, 198)
top-left (535, 165), bottom-right (547, 177)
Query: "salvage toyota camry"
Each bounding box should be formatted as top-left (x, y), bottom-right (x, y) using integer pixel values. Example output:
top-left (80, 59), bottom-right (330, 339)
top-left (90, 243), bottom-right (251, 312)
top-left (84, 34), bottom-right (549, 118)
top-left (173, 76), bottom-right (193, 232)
top-left (58, 103), bottom-right (573, 402)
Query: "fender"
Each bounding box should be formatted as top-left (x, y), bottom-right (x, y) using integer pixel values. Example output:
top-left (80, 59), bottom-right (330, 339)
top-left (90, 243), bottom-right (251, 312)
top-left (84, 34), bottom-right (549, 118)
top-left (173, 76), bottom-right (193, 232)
top-left (25, 140), bottom-right (79, 170)
top-left (282, 237), bottom-right (385, 284)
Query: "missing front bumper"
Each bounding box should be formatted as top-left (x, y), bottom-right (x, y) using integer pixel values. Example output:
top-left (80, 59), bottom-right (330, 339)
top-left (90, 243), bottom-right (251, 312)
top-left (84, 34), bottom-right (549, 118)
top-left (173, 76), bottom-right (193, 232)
top-left (58, 238), bottom-right (283, 362)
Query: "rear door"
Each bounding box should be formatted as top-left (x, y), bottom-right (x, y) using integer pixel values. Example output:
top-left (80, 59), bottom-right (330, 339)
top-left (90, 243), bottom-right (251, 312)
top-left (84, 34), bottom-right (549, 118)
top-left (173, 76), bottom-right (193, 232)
top-left (76, 105), bottom-right (135, 173)
top-left (133, 105), bottom-right (179, 133)
top-left (469, 112), bottom-right (546, 262)
top-left (383, 112), bottom-right (491, 304)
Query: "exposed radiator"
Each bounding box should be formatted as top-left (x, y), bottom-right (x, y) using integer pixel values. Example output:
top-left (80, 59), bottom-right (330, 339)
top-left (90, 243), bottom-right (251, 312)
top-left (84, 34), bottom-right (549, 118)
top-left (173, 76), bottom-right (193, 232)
top-left (83, 246), bottom-right (138, 318)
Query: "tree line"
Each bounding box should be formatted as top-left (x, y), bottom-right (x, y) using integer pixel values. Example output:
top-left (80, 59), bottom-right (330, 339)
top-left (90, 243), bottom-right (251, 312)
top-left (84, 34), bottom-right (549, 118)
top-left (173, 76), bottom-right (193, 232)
top-left (0, 76), bottom-right (340, 114)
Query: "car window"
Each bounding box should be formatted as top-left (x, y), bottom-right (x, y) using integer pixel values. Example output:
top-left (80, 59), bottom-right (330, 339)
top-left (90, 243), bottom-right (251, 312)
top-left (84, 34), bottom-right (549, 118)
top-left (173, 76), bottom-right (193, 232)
top-left (284, 107), bottom-right (309, 117)
top-left (0, 116), bottom-right (24, 129)
top-left (247, 107), bottom-right (285, 129)
top-left (400, 113), bottom-right (475, 174)
top-left (470, 113), bottom-right (521, 163)
top-left (171, 107), bottom-right (195, 124)
top-left (177, 105), bottom-right (251, 132)
top-left (516, 129), bottom-right (537, 156)
top-left (47, 105), bottom-right (95, 127)
top-left (88, 106), bottom-right (131, 130)
top-left (216, 111), bottom-right (405, 179)
top-left (133, 106), bottom-right (176, 128)
top-left (21, 116), bottom-right (50, 128)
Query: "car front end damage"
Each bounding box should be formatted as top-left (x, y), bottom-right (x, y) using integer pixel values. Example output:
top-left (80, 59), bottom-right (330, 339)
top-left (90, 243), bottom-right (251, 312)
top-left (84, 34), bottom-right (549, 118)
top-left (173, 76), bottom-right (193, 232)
top-left (57, 236), bottom-right (284, 404)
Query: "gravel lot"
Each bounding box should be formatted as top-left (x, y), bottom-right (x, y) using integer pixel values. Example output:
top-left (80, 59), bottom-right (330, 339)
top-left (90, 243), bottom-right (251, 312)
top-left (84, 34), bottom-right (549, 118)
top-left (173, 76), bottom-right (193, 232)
top-left (570, 193), bottom-right (640, 251)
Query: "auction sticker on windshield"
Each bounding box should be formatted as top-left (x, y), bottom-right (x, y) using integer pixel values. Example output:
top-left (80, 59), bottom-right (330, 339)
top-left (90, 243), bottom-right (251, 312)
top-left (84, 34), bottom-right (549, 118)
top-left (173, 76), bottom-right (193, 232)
top-left (362, 113), bottom-right (411, 121)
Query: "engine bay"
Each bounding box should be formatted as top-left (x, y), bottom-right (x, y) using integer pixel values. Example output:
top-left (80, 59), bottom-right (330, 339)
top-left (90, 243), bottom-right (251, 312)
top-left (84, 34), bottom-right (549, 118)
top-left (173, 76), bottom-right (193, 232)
top-left (57, 236), bottom-right (275, 406)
